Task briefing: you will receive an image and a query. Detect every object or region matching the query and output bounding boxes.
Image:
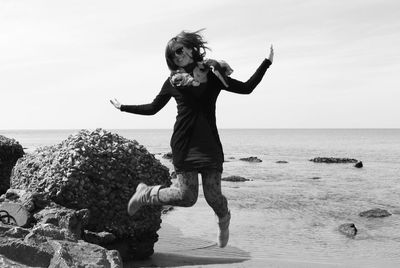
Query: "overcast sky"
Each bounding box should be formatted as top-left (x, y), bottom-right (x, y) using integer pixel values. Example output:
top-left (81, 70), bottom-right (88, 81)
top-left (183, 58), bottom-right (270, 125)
top-left (1, 0), bottom-right (399, 129)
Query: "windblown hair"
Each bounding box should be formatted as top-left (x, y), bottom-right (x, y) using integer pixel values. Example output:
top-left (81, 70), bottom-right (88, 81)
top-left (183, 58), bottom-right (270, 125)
top-left (165, 29), bottom-right (210, 71)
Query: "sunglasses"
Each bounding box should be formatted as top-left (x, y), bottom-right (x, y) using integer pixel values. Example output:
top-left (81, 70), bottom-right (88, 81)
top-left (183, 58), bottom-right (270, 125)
top-left (173, 47), bottom-right (184, 57)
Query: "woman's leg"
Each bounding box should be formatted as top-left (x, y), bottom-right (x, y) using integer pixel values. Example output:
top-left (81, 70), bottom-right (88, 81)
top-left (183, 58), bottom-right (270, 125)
top-left (200, 169), bottom-right (229, 218)
top-left (158, 171), bottom-right (199, 207)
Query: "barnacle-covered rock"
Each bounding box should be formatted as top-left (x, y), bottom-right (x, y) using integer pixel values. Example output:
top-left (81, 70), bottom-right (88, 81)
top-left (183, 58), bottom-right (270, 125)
top-left (10, 128), bottom-right (171, 260)
top-left (0, 135), bottom-right (24, 195)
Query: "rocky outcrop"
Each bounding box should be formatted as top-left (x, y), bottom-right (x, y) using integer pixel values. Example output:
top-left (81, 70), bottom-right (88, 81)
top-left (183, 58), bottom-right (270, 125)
top-left (359, 208), bottom-right (391, 218)
top-left (0, 135), bottom-right (24, 195)
top-left (309, 157), bottom-right (358, 163)
top-left (2, 128), bottom-right (171, 263)
top-left (338, 223), bottom-right (357, 238)
top-left (221, 176), bottom-right (250, 182)
top-left (239, 156), bottom-right (262, 163)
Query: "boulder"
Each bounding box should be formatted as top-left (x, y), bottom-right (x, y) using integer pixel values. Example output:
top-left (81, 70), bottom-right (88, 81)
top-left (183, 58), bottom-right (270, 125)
top-left (359, 208), bottom-right (391, 218)
top-left (309, 157), bottom-right (358, 163)
top-left (276, 160), bottom-right (288, 164)
top-left (0, 135), bottom-right (24, 195)
top-left (239, 156), bottom-right (262, 163)
top-left (8, 128), bottom-right (171, 261)
top-left (338, 223), bottom-right (357, 238)
top-left (221, 176), bottom-right (250, 182)
top-left (354, 161), bottom-right (363, 168)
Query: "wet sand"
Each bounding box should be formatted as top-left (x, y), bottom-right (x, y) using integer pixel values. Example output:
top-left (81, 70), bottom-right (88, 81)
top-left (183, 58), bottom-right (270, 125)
top-left (124, 198), bottom-right (359, 268)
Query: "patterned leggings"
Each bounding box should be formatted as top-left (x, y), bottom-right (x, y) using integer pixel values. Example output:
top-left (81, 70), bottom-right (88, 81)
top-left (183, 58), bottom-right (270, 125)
top-left (158, 170), bottom-right (229, 218)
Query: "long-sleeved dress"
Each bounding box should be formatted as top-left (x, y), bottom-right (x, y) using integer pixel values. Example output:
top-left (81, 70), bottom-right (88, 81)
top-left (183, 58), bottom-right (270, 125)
top-left (121, 58), bottom-right (271, 173)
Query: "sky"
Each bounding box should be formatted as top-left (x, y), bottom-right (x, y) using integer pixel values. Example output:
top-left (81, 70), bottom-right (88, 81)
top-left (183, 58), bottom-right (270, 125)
top-left (1, 0), bottom-right (399, 129)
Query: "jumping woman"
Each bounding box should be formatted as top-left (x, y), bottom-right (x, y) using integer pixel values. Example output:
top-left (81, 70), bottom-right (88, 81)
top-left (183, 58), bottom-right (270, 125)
top-left (110, 29), bottom-right (273, 248)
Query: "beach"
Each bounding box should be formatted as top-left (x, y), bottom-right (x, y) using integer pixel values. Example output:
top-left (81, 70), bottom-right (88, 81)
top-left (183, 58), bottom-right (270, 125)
top-left (2, 128), bottom-right (400, 267)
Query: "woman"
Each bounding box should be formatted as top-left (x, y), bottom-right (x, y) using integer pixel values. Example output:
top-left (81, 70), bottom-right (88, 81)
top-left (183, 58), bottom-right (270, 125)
top-left (110, 29), bottom-right (273, 248)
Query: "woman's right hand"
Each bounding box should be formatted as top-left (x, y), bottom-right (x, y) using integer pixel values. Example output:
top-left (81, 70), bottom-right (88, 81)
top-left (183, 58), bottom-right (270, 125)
top-left (110, 98), bottom-right (122, 110)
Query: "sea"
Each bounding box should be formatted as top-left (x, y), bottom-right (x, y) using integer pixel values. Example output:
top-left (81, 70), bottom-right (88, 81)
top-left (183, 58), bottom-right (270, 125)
top-left (1, 128), bottom-right (399, 266)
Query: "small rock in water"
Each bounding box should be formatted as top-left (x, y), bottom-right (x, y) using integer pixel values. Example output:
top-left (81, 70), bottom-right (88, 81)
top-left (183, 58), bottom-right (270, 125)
top-left (338, 223), bottom-right (357, 238)
top-left (221, 176), bottom-right (250, 182)
top-left (309, 177), bottom-right (321, 180)
top-left (354, 161), bottom-right (363, 168)
top-left (239, 157), bottom-right (262, 163)
top-left (359, 208), bottom-right (391, 218)
top-left (309, 157), bottom-right (358, 164)
top-left (276, 160), bottom-right (288, 164)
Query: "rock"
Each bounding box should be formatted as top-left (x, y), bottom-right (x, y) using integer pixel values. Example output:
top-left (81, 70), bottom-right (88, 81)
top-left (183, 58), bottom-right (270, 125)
top-left (354, 161), bottom-right (363, 168)
top-left (309, 177), bottom-right (321, 180)
top-left (162, 152), bottom-right (173, 160)
top-left (276, 160), bottom-right (288, 164)
top-left (170, 171), bottom-right (177, 179)
top-left (0, 237), bottom-right (53, 267)
top-left (221, 176), bottom-right (250, 182)
top-left (83, 230), bottom-right (117, 245)
top-left (0, 135), bottom-right (24, 195)
top-left (9, 128), bottom-right (171, 261)
top-left (359, 208), bottom-right (391, 218)
top-left (338, 223), bottom-right (357, 238)
top-left (48, 240), bottom-right (122, 268)
top-left (0, 202), bottom-right (31, 227)
top-left (239, 156), bottom-right (262, 163)
top-left (309, 157), bottom-right (358, 163)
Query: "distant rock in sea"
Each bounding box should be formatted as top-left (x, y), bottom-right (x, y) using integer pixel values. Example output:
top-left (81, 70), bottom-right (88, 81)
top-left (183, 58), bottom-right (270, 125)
top-left (354, 161), bottom-right (363, 168)
top-left (338, 223), bottom-right (357, 238)
top-left (359, 208), bottom-right (391, 218)
top-left (221, 176), bottom-right (250, 182)
top-left (239, 157), bottom-right (262, 163)
top-left (276, 160), bottom-right (288, 164)
top-left (309, 157), bottom-right (358, 163)
top-left (309, 177), bottom-right (321, 180)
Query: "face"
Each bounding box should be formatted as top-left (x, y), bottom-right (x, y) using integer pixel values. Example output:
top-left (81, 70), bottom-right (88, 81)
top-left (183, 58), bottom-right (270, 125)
top-left (171, 42), bottom-right (193, 68)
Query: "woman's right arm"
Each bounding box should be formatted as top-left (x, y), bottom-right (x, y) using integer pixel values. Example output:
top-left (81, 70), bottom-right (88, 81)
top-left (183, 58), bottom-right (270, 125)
top-left (112, 79), bottom-right (172, 116)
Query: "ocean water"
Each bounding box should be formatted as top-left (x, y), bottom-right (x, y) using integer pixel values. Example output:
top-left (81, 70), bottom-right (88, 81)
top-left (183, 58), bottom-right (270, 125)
top-left (1, 128), bottom-right (400, 265)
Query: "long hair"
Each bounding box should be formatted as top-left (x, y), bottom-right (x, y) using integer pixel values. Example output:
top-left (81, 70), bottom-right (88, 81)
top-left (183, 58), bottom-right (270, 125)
top-left (165, 29), bottom-right (210, 71)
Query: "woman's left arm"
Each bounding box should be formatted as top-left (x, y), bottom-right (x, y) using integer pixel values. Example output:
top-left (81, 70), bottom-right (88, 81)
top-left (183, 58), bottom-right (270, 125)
top-left (224, 45), bottom-right (273, 94)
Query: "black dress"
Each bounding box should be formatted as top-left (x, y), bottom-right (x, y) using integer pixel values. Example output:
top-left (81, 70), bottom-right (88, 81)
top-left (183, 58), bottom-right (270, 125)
top-left (121, 59), bottom-right (272, 173)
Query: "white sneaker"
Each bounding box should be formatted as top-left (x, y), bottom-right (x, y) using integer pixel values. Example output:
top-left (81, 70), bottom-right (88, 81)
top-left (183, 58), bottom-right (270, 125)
top-left (127, 183), bottom-right (162, 216)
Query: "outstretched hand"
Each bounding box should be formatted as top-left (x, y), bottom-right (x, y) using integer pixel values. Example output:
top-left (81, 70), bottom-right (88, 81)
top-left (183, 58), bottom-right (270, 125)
top-left (110, 98), bottom-right (122, 110)
top-left (268, 45), bottom-right (274, 63)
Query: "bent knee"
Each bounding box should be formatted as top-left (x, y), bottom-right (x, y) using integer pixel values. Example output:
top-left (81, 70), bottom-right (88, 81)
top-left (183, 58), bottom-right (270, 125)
top-left (179, 190), bottom-right (198, 207)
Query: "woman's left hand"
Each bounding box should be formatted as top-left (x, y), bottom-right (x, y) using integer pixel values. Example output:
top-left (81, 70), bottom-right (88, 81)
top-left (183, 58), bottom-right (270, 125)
top-left (268, 45), bottom-right (274, 63)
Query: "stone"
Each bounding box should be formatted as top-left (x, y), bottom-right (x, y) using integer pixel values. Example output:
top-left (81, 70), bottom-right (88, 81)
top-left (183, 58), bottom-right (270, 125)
top-left (309, 157), bottom-right (358, 163)
top-left (309, 177), bottom-right (321, 180)
top-left (10, 128), bottom-right (171, 260)
top-left (84, 230), bottom-right (117, 245)
top-left (48, 240), bottom-right (122, 268)
top-left (0, 237), bottom-right (53, 267)
top-left (239, 156), bottom-right (262, 163)
top-left (0, 202), bottom-right (31, 227)
top-left (338, 223), bottom-right (357, 238)
top-left (359, 208), bottom-right (391, 218)
top-left (221, 176), bottom-right (250, 182)
top-left (0, 135), bottom-right (24, 195)
top-left (276, 160), bottom-right (288, 164)
top-left (354, 161), bottom-right (363, 168)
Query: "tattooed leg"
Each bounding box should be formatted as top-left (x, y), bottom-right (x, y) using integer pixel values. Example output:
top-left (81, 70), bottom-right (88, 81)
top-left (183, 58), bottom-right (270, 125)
top-left (201, 170), bottom-right (229, 218)
top-left (158, 171), bottom-right (199, 207)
